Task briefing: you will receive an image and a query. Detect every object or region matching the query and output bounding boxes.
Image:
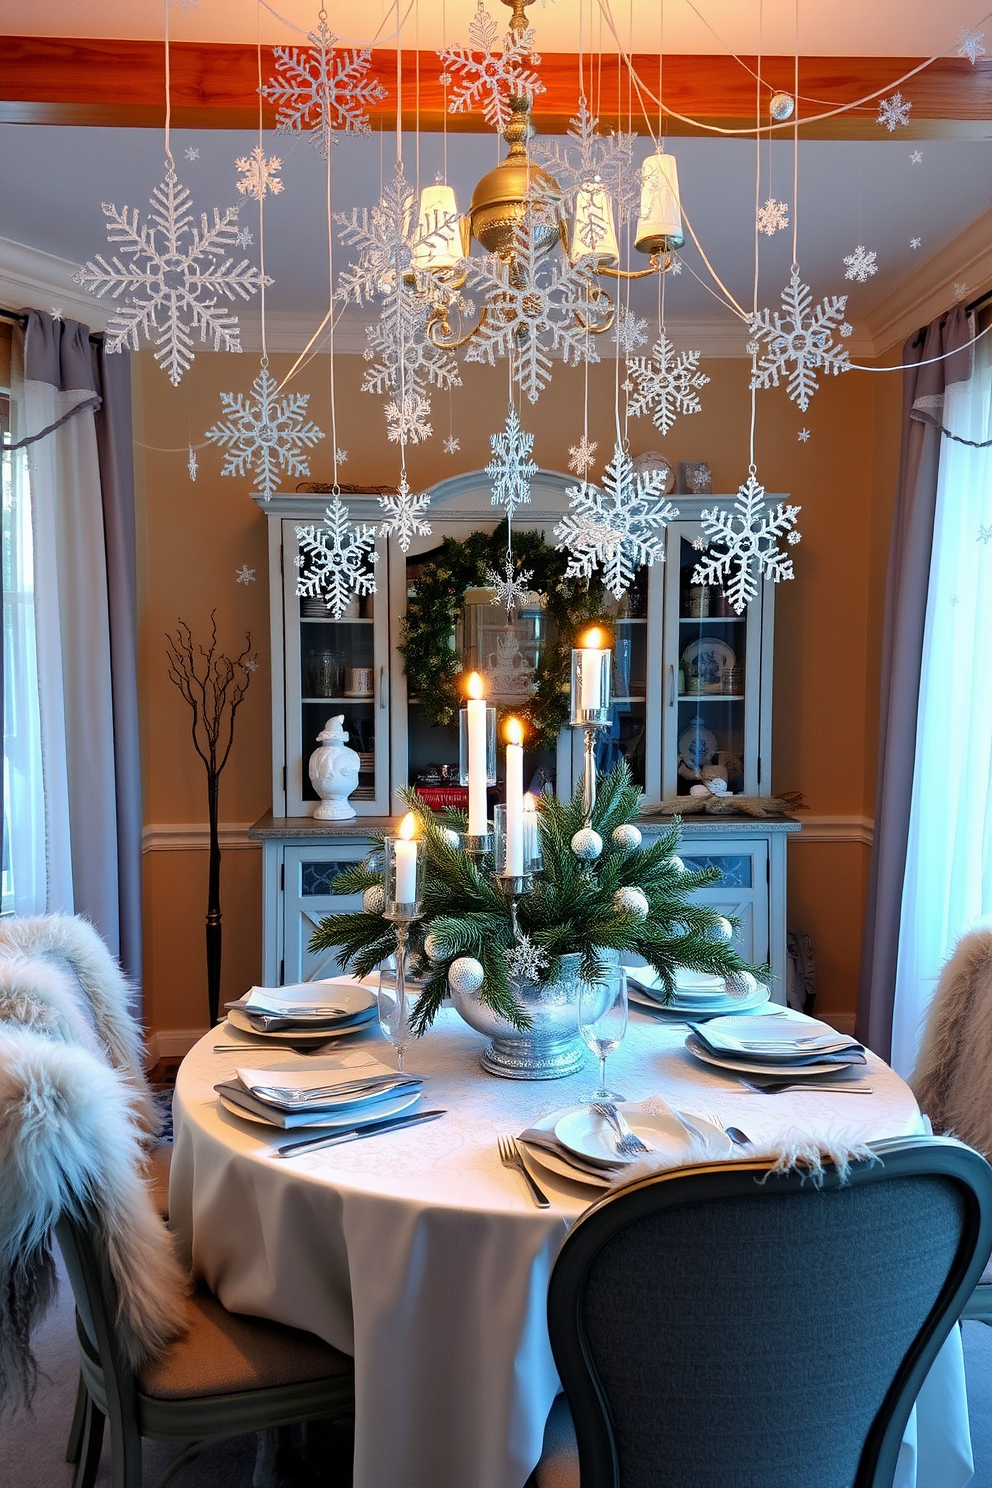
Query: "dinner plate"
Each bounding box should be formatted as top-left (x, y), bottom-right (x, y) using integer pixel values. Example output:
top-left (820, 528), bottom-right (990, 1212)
top-left (685, 1033), bottom-right (860, 1078)
top-left (226, 1007), bottom-right (375, 1041)
top-left (554, 1101), bottom-right (733, 1167)
top-left (678, 717), bottom-right (718, 773)
top-left (218, 1086), bottom-right (420, 1130)
top-left (518, 1111), bottom-right (614, 1188)
top-left (681, 638), bottom-right (737, 688)
top-left (628, 986), bottom-right (771, 1016)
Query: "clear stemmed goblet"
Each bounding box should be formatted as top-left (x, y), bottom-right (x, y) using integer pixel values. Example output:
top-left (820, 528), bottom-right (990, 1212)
top-left (377, 968), bottom-right (416, 1073)
top-left (578, 966), bottom-right (628, 1103)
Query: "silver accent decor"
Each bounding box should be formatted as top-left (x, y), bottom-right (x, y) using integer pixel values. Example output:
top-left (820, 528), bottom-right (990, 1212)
top-left (450, 951), bottom-right (591, 1080)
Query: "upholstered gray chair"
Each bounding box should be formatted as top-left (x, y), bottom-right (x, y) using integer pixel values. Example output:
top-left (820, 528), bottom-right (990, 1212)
top-left (531, 1136), bottom-right (992, 1488)
top-left (57, 1210), bottom-right (355, 1488)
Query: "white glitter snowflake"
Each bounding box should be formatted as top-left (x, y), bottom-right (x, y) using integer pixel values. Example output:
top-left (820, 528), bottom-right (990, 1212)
top-left (505, 934), bottom-right (548, 982)
top-left (486, 409), bottom-right (538, 518)
top-left (334, 447), bottom-right (348, 465)
top-left (235, 564), bottom-right (256, 584)
top-left (843, 245), bottom-right (878, 283)
top-left (438, 0), bottom-right (544, 134)
top-left (465, 212), bottom-right (604, 403)
top-left (878, 92), bottom-right (912, 131)
top-left (50, 307), bottom-right (63, 321)
top-left (187, 443), bottom-right (198, 480)
top-left (261, 17), bottom-right (386, 158)
top-left (798, 428), bottom-right (810, 443)
top-left (958, 27), bottom-right (986, 64)
top-left (955, 282), bottom-right (969, 300)
top-left (296, 498), bottom-right (378, 618)
top-left (625, 333), bottom-right (709, 435)
top-left (978, 524), bottom-right (992, 544)
top-left (911, 150), bottom-right (923, 164)
top-left (554, 443), bottom-right (678, 599)
top-left (236, 227), bottom-right (254, 247)
top-left (377, 476), bottom-right (432, 552)
top-left (236, 145), bottom-right (283, 202)
top-left (72, 165), bottom-right (269, 386)
top-left (443, 435), bottom-right (460, 455)
top-left (531, 99), bottom-right (638, 221)
top-left (485, 557), bottom-right (535, 614)
top-left (205, 365), bottom-right (325, 500)
top-left (691, 473), bottom-right (801, 615)
top-left (756, 198), bottom-right (789, 236)
top-left (669, 257), bottom-right (683, 275)
top-left (568, 436), bottom-right (598, 475)
top-left (184, 147), bottom-right (200, 161)
top-left (244, 656), bottom-right (258, 673)
top-left (385, 393), bottom-right (433, 445)
top-left (749, 271), bottom-right (852, 412)
top-left (910, 237), bottom-right (921, 250)
top-left (611, 306), bottom-right (649, 355)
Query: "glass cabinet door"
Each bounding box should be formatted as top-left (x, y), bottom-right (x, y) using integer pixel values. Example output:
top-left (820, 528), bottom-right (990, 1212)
top-left (283, 519), bottom-right (390, 815)
top-left (663, 521), bottom-right (764, 799)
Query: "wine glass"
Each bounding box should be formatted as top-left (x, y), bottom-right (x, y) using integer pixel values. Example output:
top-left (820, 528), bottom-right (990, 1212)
top-left (377, 968), bottom-right (415, 1072)
top-left (578, 966), bottom-right (628, 1103)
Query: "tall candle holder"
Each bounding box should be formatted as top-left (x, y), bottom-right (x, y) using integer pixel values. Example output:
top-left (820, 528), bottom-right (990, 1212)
top-left (382, 821), bottom-right (424, 1070)
top-left (494, 803), bottom-right (539, 939)
top-left (570, 635), bottom-right (612, 821)
top-left (460, 674), bottom-right (496, 843)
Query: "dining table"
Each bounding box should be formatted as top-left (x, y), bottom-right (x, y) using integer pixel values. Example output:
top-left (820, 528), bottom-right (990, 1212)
top-left (169, 1004), bottom-right (974, 1488)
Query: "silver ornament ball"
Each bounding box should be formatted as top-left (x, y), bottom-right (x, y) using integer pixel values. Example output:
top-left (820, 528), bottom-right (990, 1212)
top-left (423, 931), bottom-right (445, 964)
top-left (362, 885), bottom-right (385, 915)
top-left (713, 915), bottom-right (734, 941)
top-left (724, 970), bottom-right (757, 1000)
top-left (668, 855), bottom-right (685, 874)
top-left (613, 886), bottom-right (649, 919)
top-left (769, 90), bottom-right (794, 121)
top-left (571, 826), bottom-right (603, 860)
top-left (448, 956), bottom-right (485, 995)
top-left (441, 828), bottom-right (460, 849)
top-left (611, 823), bottom-right (643, 852)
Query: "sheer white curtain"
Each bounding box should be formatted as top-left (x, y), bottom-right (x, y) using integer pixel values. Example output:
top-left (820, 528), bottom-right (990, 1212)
top-left (892, 334), bottom-right (992, 1075)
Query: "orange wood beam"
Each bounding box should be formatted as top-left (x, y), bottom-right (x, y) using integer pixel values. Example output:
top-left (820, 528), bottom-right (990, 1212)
top-left (1, 37), bottom-right (990, 137)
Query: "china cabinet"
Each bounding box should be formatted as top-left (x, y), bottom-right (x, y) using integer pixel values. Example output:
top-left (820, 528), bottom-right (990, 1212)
top-left (250, 475), bottom-right (799, 992)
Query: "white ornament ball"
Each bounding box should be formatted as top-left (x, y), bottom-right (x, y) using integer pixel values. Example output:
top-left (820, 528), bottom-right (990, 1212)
top-left (441, 828), bottom-right (460, 848)
top-left (668, 855), bottom-right (685, 874)
top-left (423, 931), bottom-right (445, 964)
top-left (448, 956), bottom-right (485, 995)
top-left (571, 827), bottom-right (603, 860)
top-left (724, 970), bottom-right (757, 1000)
top-left (613, 886), bottom-right (649, 919)
top-left (713, 916), bottom-right (734, 941)
top-left (612, 823), bottom-right (643, 852)
top-left (362, 885), bottom-right (385, 915)
top-left (769, 90), bottom-right (794, 121)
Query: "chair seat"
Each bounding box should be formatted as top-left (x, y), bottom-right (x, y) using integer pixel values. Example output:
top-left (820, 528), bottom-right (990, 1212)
top-left (530, 1394), bottom-right (578, 1488)
top-left (138, 1287), bottom-right (353, 1401)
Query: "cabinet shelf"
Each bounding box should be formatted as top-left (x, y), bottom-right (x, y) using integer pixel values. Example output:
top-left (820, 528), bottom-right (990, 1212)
top-left (678, 693), bottom-right (745, 702)
top-left (303, 695), bottom-right (375, 704)
top-left (678, 615), bottom-right (743, 625)
top-left (300, 616), bottom-right (375, 625)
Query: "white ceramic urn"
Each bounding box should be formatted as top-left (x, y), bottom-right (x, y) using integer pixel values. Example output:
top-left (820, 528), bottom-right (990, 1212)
top-left (309, 716), bottom-right (361, 820)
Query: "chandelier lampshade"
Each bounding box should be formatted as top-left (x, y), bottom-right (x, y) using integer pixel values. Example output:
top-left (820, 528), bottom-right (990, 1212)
top-left (571, 183), bottom-right (619, 264)
top-left (634, 152), bottom-right (685, 255)
top-left (412, 184), bottom-right (463, 271)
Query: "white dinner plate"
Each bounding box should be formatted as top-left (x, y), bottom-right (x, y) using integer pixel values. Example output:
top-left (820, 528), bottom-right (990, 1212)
top-left (226, 1007), bottom-right (375, 1041)
top-left (554, 1101), bottom-right (733, 1167)
top-left (218, 1086), bottom-right (420, 1130)
top-left (684, 1033), bottom-right (860, 1079)
top-left (628, 986), bottom-right (771, 1016)
top-left (518, 1111), bottom-right (614, 1188)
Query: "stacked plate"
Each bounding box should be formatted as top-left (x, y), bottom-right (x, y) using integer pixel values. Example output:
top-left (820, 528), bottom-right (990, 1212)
top-left (224, 977), bottom-right (378, 1041)
top-left (516, 1100), bottom-right (733, 1188)
top-left (215, 1053), bottom-right (423, 1130)
top-left (684, 1012), bottom-right (866, 1080)
top-left (625, 966), bottom-right (772, 1019)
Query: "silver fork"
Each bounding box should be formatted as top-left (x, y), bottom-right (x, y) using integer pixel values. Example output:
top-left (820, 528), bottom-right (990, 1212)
top-left (212, 1040), bottom-right (345, 1056)
top-left (706, 1113), bottom-right (753, 1147)
top-left (498, 1135), bottom-right (550, 1207)
top-left (738, 1079), bottom-right (874, 1095)
top-left (591, 1102), bottom-right (649, 1156)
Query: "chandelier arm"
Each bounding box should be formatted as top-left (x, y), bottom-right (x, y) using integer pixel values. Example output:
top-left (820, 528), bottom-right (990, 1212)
top-left (426, 303), bottom-right (493, 352)
top-left (596, 255), bottom-right (671, 282)
top-left (574, 286), bottom-right (616, 335)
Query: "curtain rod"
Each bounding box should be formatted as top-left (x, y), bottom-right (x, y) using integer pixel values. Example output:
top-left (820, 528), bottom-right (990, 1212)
top-left (0, 304), bottom-right (103, 344)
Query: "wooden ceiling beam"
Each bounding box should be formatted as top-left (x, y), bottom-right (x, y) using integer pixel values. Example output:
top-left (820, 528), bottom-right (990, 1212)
top-left (1, 37), bottom-right (991, 137)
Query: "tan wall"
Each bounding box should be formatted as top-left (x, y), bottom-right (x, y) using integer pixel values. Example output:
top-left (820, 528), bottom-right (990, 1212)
top-left (134, 345), bottom-right (901, 1039)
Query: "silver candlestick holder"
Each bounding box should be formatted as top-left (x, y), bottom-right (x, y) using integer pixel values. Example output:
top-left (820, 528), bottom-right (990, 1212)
top-left (498, 872), bottom-right (533, 940)
top-left (460, 829), bottom-right (494, 861)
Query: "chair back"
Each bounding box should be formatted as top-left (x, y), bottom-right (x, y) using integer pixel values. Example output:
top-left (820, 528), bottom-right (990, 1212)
top-left (546, 1136), bottom-right (992, 1488)
top-left (55, 1211), bottom-right (140, 1424)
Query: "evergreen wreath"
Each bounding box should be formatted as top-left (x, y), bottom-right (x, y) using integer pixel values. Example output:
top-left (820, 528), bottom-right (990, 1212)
top-left (398, 523), bottom-right (606, 748)
top-left (308, 761), bottom-right (766, 1035)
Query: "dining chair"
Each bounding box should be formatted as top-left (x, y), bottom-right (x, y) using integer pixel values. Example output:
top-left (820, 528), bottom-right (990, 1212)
top-left (530, 1135), bottom-right (992, 1488)
top-left (56, 1209), bottom-right (355, 1488)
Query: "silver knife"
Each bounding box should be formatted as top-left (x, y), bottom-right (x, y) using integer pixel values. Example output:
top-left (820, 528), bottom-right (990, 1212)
top-left (274, 1108), bottom-right (446, 1158)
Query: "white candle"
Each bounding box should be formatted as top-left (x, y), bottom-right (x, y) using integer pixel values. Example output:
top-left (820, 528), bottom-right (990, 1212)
top-left (394, 812), bottom-right (419, 904)
top-left (504, 718), bottom-right (524, 876)
top-left (466, 671), bottom-right (489, 837)
top-left (522, 792), bottom-right (538, 868)
top-left (579, 627), bottom-right (608, 713)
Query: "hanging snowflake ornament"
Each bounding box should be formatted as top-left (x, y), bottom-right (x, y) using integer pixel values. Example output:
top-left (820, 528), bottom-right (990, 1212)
top-left (978, 524), bottom-right (992, 544)
top-left (625, 332), bottom-right (710, 436)
top-left (334, 447), bottom-right (348, 465)
top-left (843, 245), bottom-right (878, 283)
top-left (756, 198), bottom-right (789, 236)
top-left (73, 165), bottom-right (269, 386)
top-left (957, 27), bottom-right (986, 64)
top-left (611, 306), bottom-right (649, 355)
top-left (798, 428), bottom-right (811, 443)
top-left (295, 497), bottom-right (378, 619)
top-left (235, 145), bottom-right (283, 202)
top-left (187, 444), bottom-right (198, 480)
top-left (877, 92), bottom-right (912, 131)
top-left (554, 443), bottom-right (678, 600)
top-left (486, 408), bottom-right (538, 517)
top-left (910, 237), bottom-right (922, 250)
top-left (236, 227), bottom-right (254, 247)
top-left (184, 146), bottom-right (200, 161)
top-left (691, 472), bottom-right (801, 615)
top-left (749, 270), bottom-right (852, 412)
top-left (443, 435), bottom-right (460, 455)
top-left (261, 16), bottom-right (386, 158)
top-left (385, 392), bottom-right (433, 445)
top-left (235, 564), bottom-right (256, 584)
top-left (438, 0), bottom-right (544, 133)
top-left (205, 365), bottom-right (325, 501)
top-left (531, 98), bottom-right (638, 222)
top-left (377, 476), bottom-right (432, 552)
top-left (955, 282), bottom-right (969, 300)
top-left (485, 556), bottom-right (535, 613)
top-left (910, 150), bottom-right (923, 164)
top-left (505, 934), bottom-right (549, 982)
top-left (568, 436), bottom-right (597, 476)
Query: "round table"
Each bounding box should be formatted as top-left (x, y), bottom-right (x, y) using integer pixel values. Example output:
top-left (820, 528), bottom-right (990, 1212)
top-left (169, 1006), bottom-right (972, 1488)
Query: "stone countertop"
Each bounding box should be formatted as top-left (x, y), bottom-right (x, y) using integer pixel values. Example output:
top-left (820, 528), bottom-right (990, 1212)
top-left (248, 811), bottom-right (802, 839)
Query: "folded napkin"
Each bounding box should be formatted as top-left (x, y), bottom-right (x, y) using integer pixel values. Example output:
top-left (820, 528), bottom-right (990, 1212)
top-left (687, 1029), bottom-right (866, 1069)
top-left (218, 1053), bottom-right (419, 1127)
top-left (517, 1127), bottom-right (625, 1181)
top-left (215, 1080), bottom-right (400, 1128)
top-left (226, 983), bottom-right (376, 1032)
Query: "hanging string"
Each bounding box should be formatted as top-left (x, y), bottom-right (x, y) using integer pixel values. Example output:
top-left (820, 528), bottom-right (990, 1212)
top-left (163, 0), bottom-right (173, 167)
top-left (442, 0), bottom-right (448, 183)
top-left (791, 0), bottom-right (799, 274)
top-left (752, 0), bottom-right (762, 319)
top-left (257, 9), bottom-right (268, 368)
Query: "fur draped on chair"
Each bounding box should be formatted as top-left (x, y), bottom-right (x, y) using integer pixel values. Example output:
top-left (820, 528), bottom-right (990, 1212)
top-left (0, 1025), bottom-right (187, 1413)
top-left (0, 914), bottom-right (160, 1139)
top-left (910, 928), bottom-right (992, 1158)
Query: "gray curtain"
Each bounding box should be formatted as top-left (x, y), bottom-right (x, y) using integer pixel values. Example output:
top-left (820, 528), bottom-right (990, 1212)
top-left (856, 305), bottom-right (973, 1059)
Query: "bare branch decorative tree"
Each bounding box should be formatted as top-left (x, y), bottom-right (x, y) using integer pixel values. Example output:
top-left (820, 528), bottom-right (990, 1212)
top-left (166, 612), bottom-right (257, 1027)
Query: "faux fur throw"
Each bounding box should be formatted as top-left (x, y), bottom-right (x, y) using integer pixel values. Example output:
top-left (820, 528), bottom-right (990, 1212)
top-left (0, 914), bottom-right (159, 1140)
top-left (0, 1025), bottom-right (187, 1413)
top-left (910, 928), bottom-right (992, 1157)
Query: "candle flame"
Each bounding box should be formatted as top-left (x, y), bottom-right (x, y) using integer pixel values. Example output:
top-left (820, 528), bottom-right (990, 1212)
top-left (398, 811), bottom-right (417, 841)
top-left (581, 627), bottom-right (604, 650)
top-left (466, 670), bottom-right (485, 700)
top-left (523, 792), bottom-right (537, 812)
top-left (505, 716), bottom-right (524, 745)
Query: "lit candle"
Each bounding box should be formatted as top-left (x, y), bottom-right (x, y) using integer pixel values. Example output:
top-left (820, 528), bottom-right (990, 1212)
top-left (466, 671), bottom-right (489, 837)
top-left (522, 791), bottom-right (538, 870)
top-left (578, 627), bottom-right (609, 714)
top-left (504, 717), bottom-right (524, 876)
top-left (394, 811), bottom-right (419, 905)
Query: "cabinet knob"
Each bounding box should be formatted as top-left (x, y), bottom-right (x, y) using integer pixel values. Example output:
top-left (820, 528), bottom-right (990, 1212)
top-left (668, 664), bottom-right (675, 707)
top-left (379, 665), bottom-right (386, 709)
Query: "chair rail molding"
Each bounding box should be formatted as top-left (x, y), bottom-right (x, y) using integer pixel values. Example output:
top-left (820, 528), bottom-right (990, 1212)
top-left (142, 822), bottom-right (259, 852)
top-left (795, 815), bottom-right (874, 846)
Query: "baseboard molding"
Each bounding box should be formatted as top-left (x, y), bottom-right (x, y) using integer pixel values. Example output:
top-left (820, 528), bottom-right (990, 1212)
top-left (144, 1029), bottom-right (207, 1067)
top-left (142, 822), bottom-right (259, 852)
top-left (794, 815), bottom-right (874, 846)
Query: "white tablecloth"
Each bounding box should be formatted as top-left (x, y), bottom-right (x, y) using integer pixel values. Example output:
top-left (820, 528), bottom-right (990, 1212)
top-left (170, 1008), bottom-right (972, 1488)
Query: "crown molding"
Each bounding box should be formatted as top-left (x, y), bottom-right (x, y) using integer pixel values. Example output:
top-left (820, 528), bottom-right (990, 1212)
top-left (0, 233), bottom-right (111, 328)
top-left (861, 208), bottom-right (992, 354)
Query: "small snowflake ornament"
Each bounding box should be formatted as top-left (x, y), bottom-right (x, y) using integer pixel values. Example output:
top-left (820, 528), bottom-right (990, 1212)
top-left (438, 0), bottom-right (544, 133)
top-left (798, 428), bottom-right (811, 443)
top-left (568, 435), bottom-right (598, 476)
top-left (979, 524), bottom-right (992, 545)
top-left (843, 245), bottom-right (878, 283)
top-left (555, 443), bottom-right (678, 600)
top-left (955, 282), bottom-right (969, 301)
top-left (187, 444), bottom-right (198, 480)
top-left (505, 934), bottom-right (549, 982)
top-left (295, 497), bottom-right (378, 619)
top-left (334, 447), bottom-right (348, 465)
top-left (749, 270), bottom-right (851, 412)
top-left (877, 92), bottom-right (912, 131)
top-left (443, 435), bottom-right (460, 455)
top-left (611, 306), bottom-right (649, 354)
top-left (236, 227), bottom-right (254, 247)
top-left (691, 472), bottom-right (801, 615)
top-left (261, 17), bottom-right (386, 157)
top-left (235, 145), bottom-right (284, 202)
top-left (625, 332), bottom-right (710, 435)
top-left (910, 150), bottom-right (923, 164)
top-left (487, 409), bottom-right (538, 517)
top-left (958, 27), bottom-right (986, 64)
top-left (385, 392), bottom-right (433, 445)
top-left (756, 198), bottom-right (789, 236)
top-left (910, 237), bottom-right (922, 250)
top-left (485, 556), bottom-right (535, 613)
top-left (235, 564), bottom-right (256, 584)
top-left (377, 476), bottom-right (432, 553)
top-left (50, 306), bottom-right (63, 321)
top-left (184, 146), bottom-right (200, 161)
top-left (205, 365), bottom-right (325, 500)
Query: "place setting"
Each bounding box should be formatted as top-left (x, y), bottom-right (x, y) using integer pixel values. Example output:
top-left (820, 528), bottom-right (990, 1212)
top-left (681, 1009), bottom-right (872, 1094)
top-left (222, 975), bottom-right (380, 1041)
top-left (625, 964), bottom-right (775, 1021)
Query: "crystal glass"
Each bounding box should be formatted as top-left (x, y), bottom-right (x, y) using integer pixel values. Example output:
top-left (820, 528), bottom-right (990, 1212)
top-left (494, 803), bottom-right (543, 877)
top-left (383, 823), bottom-right (423, 917)
top-left (570, 643), bottom-right (612, 725)
top-left (377, 967), bottom-right (416, 1072)
top-left (458, 703), bottom-right (497, 785)
top-left (578, 966), bottom-right (628, 1102)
